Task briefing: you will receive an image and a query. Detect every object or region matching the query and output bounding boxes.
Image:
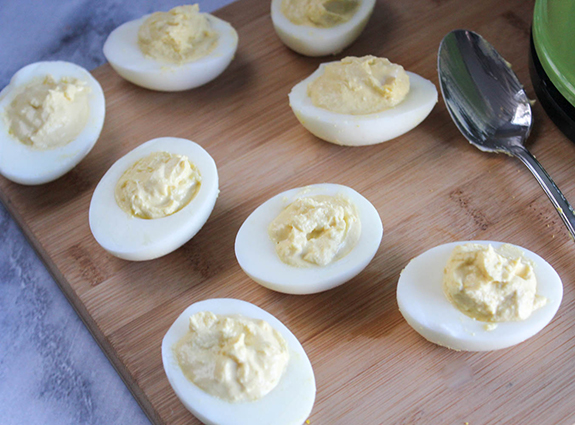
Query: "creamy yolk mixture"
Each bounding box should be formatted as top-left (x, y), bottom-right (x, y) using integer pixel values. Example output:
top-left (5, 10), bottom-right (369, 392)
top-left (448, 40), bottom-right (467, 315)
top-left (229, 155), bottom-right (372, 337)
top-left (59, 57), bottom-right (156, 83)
top-left (269, 194), bottom-right (360, 267)
top-left (307, 55), bottom-right (410, 115)
top-left (174, 311), bottom-right (289, 402)
top-left (443, 244), bottom-right (547, 322)
top-left (138, 4), bottom-right (218, 64)
top-left (5, 75), bottom-right (90, 150)
top-left (281, 0), bottom-right (360, 28)
top-left (115, 151), bottom-right (201, 219)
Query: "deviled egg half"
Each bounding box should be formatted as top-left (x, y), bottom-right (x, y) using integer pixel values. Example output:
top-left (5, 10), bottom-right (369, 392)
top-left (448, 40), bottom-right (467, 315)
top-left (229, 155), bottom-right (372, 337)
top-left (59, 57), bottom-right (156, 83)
top-left (397, 241), bottom-right (563, 351)
top-left (162, 298), bottom-right (316, 425)
top-left (289, 56), bottom-right (438, 146)
top-left (103, 4), bottom-right (238, 91)
top-left (0, 61), bottom-right (105, 185)
top-left (235, 183), bottom-right (383, 294)
top-left (271, 0), bottom-right (376, 56)
top-left (89, 137), bottom-right (218, 261)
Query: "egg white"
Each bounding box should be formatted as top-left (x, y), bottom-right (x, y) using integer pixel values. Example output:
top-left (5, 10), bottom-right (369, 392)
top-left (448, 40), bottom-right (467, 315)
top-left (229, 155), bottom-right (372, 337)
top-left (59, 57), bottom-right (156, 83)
top-left (103, 13), bottom-right (238, 91)
top-left (289, 63), bottom-right (438, 146)
top-left (235, 183), bottom-right (383, 294)
top-left (271, 0), bottom-right (376, 57)
top-left (162, 298), bottom-right (316, 425)
top-left (397, 241), bottom-right (563, 351)
top-left (0, 61), bottom-right (105, 185)
top-left (89, 137), bottom-right (218, 261)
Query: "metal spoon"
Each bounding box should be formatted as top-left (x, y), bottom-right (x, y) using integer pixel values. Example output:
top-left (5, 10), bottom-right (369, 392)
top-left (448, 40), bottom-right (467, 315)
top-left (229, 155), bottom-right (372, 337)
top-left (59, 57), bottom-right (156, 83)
top-left (438, 29), bottom-right (575, 240)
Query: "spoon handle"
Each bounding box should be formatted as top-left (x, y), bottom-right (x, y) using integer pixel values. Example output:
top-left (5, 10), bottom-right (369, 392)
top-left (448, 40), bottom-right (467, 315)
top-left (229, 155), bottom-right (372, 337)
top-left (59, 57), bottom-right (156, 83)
top-left (510, 145), bottom-right (575, 241)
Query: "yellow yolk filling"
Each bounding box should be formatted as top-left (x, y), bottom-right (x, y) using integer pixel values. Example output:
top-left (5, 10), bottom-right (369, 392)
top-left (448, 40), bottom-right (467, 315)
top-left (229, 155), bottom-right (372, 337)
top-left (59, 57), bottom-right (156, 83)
top-left (307, 56), bottom-right (410, 115)
top-left (174, 312), bottom-right (289, 402)
top-left (115, 151), bottom-right (201, 219)
top-left (281, 0), bottom-right (360, 28)
top-left (268, 194), bottom-right (361, 267)
top-left (5, 75), bottom-right (90, 150)
top-left (138, 4), bottom-right (219, 64)
top-left (443, 244), bottom-right (547, 322)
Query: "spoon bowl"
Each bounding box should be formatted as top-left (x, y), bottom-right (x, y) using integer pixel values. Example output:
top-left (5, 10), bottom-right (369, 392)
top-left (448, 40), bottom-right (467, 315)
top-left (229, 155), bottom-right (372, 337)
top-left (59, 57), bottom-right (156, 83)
top-left (438, 29), bottom-right (575, 240)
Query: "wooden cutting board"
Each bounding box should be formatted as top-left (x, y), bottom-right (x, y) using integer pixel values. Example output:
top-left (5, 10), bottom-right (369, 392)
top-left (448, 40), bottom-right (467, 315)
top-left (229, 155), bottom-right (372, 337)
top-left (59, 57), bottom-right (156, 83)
top-left (2, 0), bottom-right (574, 423)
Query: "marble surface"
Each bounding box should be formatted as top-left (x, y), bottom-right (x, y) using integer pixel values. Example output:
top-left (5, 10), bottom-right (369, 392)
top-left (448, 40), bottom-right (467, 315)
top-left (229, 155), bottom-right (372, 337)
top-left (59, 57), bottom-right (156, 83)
top-left (0, 1), bottom-right (232, 423)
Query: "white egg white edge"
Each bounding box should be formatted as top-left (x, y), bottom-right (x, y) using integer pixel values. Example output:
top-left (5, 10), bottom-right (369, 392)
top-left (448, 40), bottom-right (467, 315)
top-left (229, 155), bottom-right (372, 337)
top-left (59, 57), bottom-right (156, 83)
top-left (397, 240), bottom-right (563, 352)
top-left (270, 0), bottom-right (376, 57)
top-left (0, 61), bottom-right (105, 185)
top-left (89, 137), bottom-right (219, 261)
top-left (235, 183), bottom-right (383, 295)
top-left (162, 298), bottom-right (316, 425)
top-left (103, 13), bottom-right (238, 92)
top-left (289, 65), bottom-right (438, 146)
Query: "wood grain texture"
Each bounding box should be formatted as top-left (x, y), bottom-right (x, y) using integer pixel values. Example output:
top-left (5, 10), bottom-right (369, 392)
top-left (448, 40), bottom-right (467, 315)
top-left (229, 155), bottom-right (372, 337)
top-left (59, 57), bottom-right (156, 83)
top-left (1, 0), bottom-right (575, 423)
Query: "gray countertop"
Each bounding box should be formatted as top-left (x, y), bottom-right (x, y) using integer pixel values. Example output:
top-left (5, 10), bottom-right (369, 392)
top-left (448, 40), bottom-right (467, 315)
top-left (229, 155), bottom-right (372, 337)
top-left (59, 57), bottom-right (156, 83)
top-left (0, 1), bottom-right (232, 423)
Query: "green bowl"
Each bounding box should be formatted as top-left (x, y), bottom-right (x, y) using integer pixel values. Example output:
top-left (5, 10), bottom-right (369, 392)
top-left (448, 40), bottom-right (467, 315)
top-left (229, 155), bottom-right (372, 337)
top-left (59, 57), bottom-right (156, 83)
top-left (530, 0), bottom-right (575, 141)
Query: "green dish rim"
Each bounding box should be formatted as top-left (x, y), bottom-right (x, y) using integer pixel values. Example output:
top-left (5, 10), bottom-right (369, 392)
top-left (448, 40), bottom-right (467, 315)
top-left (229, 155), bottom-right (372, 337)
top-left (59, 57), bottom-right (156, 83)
top-left (532, 1), bottom-right (575, 108)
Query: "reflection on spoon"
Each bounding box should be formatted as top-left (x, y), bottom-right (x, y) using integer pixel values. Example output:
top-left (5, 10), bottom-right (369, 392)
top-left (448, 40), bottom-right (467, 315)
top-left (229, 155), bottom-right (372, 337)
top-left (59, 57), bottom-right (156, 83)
top-left (438, 29), bottom-right (575, 240)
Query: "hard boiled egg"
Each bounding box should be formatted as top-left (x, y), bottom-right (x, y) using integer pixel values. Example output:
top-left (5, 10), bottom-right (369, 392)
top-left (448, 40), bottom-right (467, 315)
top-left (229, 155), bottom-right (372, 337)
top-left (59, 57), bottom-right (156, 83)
top-left (89, 137), bottom-right (218, 261)
top-left (397, 241), bottom-right (563, 351)
top-left (271, 0), bottom-right (376, 56)
top-left (289, 62), bottom-right (438, 146)
top-left (162, 298), bottom-right (316, 425)
top-left (235, 183), bottom-right (383, 294)
top-left (103, 8), bottom-right (238, 91)
top-left (0, 61), bottom-right (105, 185)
